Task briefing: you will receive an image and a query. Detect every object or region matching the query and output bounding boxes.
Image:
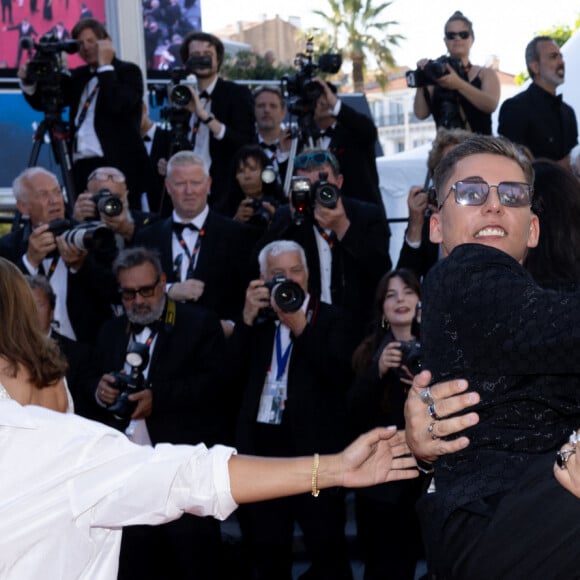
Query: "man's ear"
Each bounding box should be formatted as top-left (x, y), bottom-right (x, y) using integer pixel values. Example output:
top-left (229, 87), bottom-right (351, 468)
top-left (528, 60), bottom-right (540, 78)
top-left (527, 214), bottom-right (540, 249)
top-left (429, 212), bottom-right (443, 244)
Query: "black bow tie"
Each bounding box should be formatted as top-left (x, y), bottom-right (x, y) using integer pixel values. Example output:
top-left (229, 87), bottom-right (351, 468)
top-left (317, 127), bottom-right (335, 139)
top-left (173, 221), bottom-right (199, 234)
top-left (143, 135), bottom-right (152, 142)
top-left (199, 90), bottom-right (210, 99)
top-left (260, 142), bottom-right (278, 153)
top-left (130, 321), bottom-right (157, 335)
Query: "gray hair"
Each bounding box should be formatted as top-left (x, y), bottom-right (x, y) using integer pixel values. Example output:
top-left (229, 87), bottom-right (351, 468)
top-left (166, 150), bottom-right (208, 179)
top-left (25, 274), bottom-right (56, 310)
top-left (525, 36), bottom-right (556, 78)
top-left (12, 167), bottom-right (59, 201)
top-left (258, 240), bottom-right (308, 277)
top-left (112, 247), bottom-right (163, 279)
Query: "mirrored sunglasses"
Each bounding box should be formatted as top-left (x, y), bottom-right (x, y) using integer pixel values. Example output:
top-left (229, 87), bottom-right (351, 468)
top-left (293, 151), bottom-right (339, 172)
top-left (438, 180), bottom-right (533, 209)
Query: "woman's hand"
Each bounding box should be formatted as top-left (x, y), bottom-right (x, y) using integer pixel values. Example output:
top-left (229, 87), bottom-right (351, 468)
top-left (378, 341), bottom-right (403, 378)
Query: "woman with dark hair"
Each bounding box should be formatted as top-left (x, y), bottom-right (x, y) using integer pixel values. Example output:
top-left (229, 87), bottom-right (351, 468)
top-left (413, 11), bottom-right (499, 134)
top-left (0, 258), bottom-right (69, 411)
top-left (230, 144), bottom-right (286, 229)
top-left (525, 158), bottom-right (580, 291)
top-left (348, 269), bottom-right (424, 580)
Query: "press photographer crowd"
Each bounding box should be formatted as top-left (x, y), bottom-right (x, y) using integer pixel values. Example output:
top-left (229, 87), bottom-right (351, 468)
top-left (2, 5), bottom-right (580, 580)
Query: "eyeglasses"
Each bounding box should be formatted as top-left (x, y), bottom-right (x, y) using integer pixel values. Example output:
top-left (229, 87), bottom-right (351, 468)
top-left (119, 276), bottom-right (160, 301)
top-left (438, 180), bottom-right (533, 210)
top-left (445, 31), bottom-right (471, 40)
top-left (293, 151), bottom-right (339, 173)
top-left (88, 170), bottom-right (126, 184)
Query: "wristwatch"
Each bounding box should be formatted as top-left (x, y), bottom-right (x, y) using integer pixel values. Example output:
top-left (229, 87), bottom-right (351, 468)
top-left (201, 114), bottom-right (215, 124)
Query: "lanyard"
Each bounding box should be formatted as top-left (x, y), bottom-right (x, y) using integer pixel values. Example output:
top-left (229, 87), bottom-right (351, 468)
top-left (76, 80), bottom-right (99, 129)
top-left (173, 223), bottom-right (206, 280)
top-left (39, 255), bottom-right (60, 279)
top-left (314, 222), bottom-right (337, 249)
top-left (275, 324), bottom-right (293, 381)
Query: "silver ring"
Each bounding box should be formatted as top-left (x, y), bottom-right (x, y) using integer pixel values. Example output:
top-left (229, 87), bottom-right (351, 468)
top-left (420, 387), bottom-right (435, 406)
top-left (427, 403), bottom-right (441, 421)
top-left (428, 421), bottom-right (439, 440)
top-left (556, 447), bottom-right (576, 470)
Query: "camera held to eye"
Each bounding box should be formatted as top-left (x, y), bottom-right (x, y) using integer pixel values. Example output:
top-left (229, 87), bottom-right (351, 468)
top-left (257, 275), bottom-right (306, 323)
top-left (290, 172), bottom-right (340, 224)
top-left (107, 341), bottom-right (150, 420)
top-left (91, 188), bottom-right (123, 218)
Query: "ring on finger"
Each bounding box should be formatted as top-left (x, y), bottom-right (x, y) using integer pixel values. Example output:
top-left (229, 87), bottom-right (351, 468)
top-left (428, 403), bottom-right (441, 421)
top-left (556, 447), bottom-right (577, 470)
top-left (420, 387), bottom-right (435, 406)
top-left (428, 421), bottom-right (439, 440)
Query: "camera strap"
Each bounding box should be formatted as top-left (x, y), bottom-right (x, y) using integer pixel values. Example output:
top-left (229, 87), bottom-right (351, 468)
top-left (39, 255), bottom-right (60, 279)
top-left (76, 81), bottom-right (99, 130)
top-left (314, 222), bottom-right (337, 249)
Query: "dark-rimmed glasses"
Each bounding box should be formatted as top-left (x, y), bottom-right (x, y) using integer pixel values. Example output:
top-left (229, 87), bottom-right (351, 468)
top-left (438, 180), bottom-right (533, 210)
top-left (119, 276), bottom-right (160, 301)
top-left (445, 31), bottom-right (471, 40)
top-left (293, 151), bottom-right (339, 173)
top-left (88, 170), bottom-right (126, 183)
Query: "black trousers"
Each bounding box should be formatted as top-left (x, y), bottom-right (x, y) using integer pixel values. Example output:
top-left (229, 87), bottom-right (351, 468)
top-left (429, 454), bottom-right (580, 580)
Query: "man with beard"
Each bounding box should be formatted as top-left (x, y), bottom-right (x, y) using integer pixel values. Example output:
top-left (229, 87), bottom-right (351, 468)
top-left (498, 36), bottom-right (578, 168)
top-left (88, 246), bottom-right (229, 580)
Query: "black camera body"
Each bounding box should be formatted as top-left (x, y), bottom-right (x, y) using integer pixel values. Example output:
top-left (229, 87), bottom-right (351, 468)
top-left (257, 275), bottom-right (306, 323)
top-left (281, 38), bottom-right (342, 117)
top-left (106, 341), bottom-right (150, 420)
top-left (46, 217), bottom-right (72, 236)
top-left (405, 56), bottom-right (465, 88)
top-left (290, 172), bottom-right (340, 224)
top-left (396, 339), bottom-right (422, 377)
top-left (247, 199), bottom-right (271, 228)
top-left (91, 188), bottom-right (123, 218)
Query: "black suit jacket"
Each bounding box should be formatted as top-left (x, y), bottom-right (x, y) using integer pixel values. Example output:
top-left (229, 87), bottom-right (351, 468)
top-left (206, 77), bottom-right (256, 215)
top-left (0, 223), bottom-right (117, 344)
top-left (135, 210), bottom-right (258, 321)
top-left (25, 57), bottom-right (153, 208)
top-left (254, 198), bottom-right (392, 336)
top-left (90, 300), bottom-right (228, 446)
top-left (396, 219), bottom-right (439, 280)
top-left (230, 298), bottom-right (355, 456)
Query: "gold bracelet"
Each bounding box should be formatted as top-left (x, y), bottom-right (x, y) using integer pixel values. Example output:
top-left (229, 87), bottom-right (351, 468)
top-left (311, 453), bottom-right (320, 497)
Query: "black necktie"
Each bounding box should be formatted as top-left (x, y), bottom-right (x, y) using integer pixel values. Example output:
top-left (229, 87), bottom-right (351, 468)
top-left (173, 221), bottom-right (199, 234)
top-left (260, 142), bottom-right (278, 153)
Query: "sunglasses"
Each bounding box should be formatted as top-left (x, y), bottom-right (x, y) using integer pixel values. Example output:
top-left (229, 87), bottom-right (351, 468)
top-left (438, 180), bottom-right (533, 210)
top-left (88, 170), bottom-right (126, 184)
top-left (293, 151), bottom-right (339, 172)
top-left (445, 31), bottom-right (471, 40)
top-left (119, 276), bottom-right (160, 301)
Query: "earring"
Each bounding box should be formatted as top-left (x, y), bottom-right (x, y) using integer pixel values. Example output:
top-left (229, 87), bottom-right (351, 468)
top-left (381, 317), bottom-right (390, 330)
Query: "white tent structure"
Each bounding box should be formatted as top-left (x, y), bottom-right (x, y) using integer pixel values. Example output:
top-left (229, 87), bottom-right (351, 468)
top-left (377, 28), bottom-right (580, 267)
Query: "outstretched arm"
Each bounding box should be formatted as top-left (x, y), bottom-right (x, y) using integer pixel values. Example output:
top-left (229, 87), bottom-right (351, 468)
top-left (228, 426), bottom-right (417, 504)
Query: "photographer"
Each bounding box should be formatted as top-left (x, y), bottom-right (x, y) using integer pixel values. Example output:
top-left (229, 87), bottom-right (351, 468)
top-left (0, 167), bottom-right (116, 345)
top-left (229, 145), bottom-right (286, 231)
top-left (73, 166), bottom-right (159, 247)
top-left (19, 18), bottom-right (153, 209)
top-left (412, 11), bottom-right (499, 134)
top-left (170, 31), bottom-right (255, 216)
top-left (255, 149), bottom-right (391, 342)
top-left (228, 240), bottom-right (358, 580)
top-left (90, 246), bottom-right (229, 580)
top-left (348, 269), bottom-right (424, 580)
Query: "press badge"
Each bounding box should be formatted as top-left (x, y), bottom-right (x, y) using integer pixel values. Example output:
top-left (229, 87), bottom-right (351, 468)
top-left (256, 371), bottom-right (286, 425)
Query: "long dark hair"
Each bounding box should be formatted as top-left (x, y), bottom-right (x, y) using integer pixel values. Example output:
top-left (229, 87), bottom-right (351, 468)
top-left (525, 159), bottom-right (580, 291)
top-left (352, 269), bottom-right (421, 373)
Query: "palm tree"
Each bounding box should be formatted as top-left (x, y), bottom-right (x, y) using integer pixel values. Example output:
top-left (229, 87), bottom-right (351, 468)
top-left (313, 0), bottom-right (403, 92)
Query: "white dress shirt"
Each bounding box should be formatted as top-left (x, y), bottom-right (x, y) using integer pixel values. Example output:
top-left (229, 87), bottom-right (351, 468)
top-left (0, 400), bottom-right (237, 579)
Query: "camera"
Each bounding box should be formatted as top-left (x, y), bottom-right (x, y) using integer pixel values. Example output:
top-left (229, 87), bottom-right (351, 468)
top-left (405, 56), bottom-right (465, 88)
top-left (257, 275), bottom-right (306, 323)
top-left (21, 32), bottom-right (79, 115)
top-left (46, 217), bottom-right (72, 236)
top-left (247, 199), bottom-right (272, 228)
top-left (91, 188), bottom-right (123, 218)
top-left (281, 37), bottom-right (342, 118)
top-left (107, 341), bottom-right (150, 420)
top-left (290, 172), bottom-right (341, 224)
top-left (395, 339), bottom-right (422, 378)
